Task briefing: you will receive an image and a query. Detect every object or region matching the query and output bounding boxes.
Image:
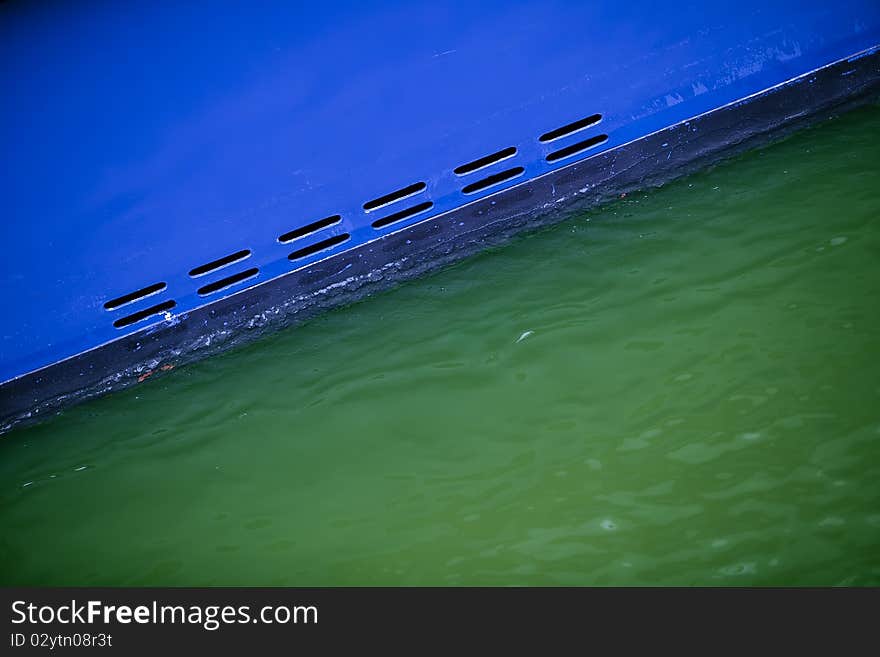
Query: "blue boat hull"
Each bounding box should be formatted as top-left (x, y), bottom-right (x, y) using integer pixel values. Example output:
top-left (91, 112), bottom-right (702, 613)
top-left (2, 1), bottom-right (879, 432)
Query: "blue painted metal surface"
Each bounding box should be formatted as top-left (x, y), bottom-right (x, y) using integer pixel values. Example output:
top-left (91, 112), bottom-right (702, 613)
top-left (2, 0), bottom-right (880, 384)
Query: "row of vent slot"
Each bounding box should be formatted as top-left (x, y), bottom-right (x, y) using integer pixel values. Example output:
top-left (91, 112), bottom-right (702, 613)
top-left (362, 112), bottom-right (606, 228)
top-left (103, 111), bottom-right (607, 329)
top-left (103, 222), bottom-right (356, 327)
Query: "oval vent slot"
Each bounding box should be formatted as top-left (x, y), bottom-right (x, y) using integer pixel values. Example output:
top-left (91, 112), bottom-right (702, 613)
top-left (197, 268), bottom-right (260, 296)
top-left (461, 166), bottom-right (525, 195)
top-left (454, 147), bottom-right (517, 176)
top-left (288, 234), bottom-right (350, 261)
top-left (113, 300), bottom-right (176, 328)
top-left (539, 113), bottom-right (603, 143)
top-left (363, 182), bottom-right (426, 212)
top-left (371, 201), bottom-right (433, 229)
top-left (104, 282), bottom-right (167, 311)
top-left (546, 134), bottom-right (609, 163)
top-left (278, 215), bottom-right (341, 243)
top-left (189, 249), bottom-right (251, 278)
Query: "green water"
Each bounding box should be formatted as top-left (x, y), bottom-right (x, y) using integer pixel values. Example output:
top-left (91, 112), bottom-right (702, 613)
top-left (3, 107), bottom-right (880, 586)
